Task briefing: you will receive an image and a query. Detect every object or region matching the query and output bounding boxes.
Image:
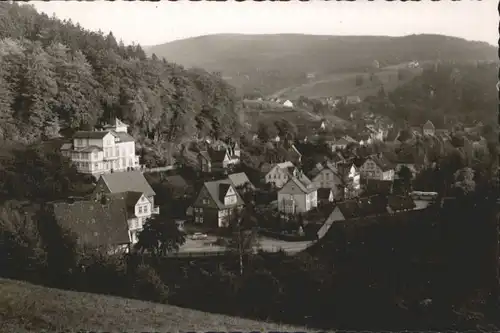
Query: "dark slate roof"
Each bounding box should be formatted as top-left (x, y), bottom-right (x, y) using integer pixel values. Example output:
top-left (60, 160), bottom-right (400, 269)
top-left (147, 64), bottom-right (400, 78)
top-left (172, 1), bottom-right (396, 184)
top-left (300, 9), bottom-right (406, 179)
top-left (99, 171), bottom-right (155, 197)
top-left (204, 179), bottom-right (245, 209)
top-left (218, 183), bottom-right (231, 202)
top-left (387, 195), bottom-right (416, 211)
top-left (123, 191), bottom-right (144, 217)
top-left (199, 149), bottom-right (228, 163)
top-left (335, 195), bottom-right (388, 219)
top-left (112, 131), bottom-right (135, 143)
top-left (228, 172), bottom-right (255, 189)
top-left (51, 197), bottom-right (130, 247)
top-left (73, 131), bottom-right (113, 140)
top-left (165, 175), bottom-right (189, 189)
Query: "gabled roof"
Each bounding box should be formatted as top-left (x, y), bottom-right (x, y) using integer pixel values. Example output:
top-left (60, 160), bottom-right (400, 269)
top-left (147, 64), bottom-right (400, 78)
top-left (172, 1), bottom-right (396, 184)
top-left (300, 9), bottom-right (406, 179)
top-left (368, 154), bottom-right (394, 172)
top-left (73, 131), bottom-right (114, 140)
top-left (280, 176), bottom-right (317, 194)
top-left (423, 120), bottom-right (435, 130)
top-left (228, 172), bottom-right (255, 189)
top-left (51, 197), bottom-right (130, 248)
top-left (203, 179), bottom-right (244, 209)
top-left (199, 149), bottom-right (228, 163)
top-left (218, 183), bottom-right (232, 202)
top-left (122, 191), bottom-right (145, 217)
top-left (99, 171), bottom-right (155, 197)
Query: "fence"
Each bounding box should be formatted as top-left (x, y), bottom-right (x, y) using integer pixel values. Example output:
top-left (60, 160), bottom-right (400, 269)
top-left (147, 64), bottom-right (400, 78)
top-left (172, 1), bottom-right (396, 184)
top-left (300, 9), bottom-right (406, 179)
top-left (141, 165), bottom-right (177, 173)
top-left (164, 244), bottom-right (307, 258)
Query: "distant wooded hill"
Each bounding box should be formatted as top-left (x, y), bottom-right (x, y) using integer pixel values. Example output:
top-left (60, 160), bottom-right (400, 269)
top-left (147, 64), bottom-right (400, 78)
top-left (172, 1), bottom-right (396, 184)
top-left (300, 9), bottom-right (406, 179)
top-left (146, 34), bottom-right (497, 96)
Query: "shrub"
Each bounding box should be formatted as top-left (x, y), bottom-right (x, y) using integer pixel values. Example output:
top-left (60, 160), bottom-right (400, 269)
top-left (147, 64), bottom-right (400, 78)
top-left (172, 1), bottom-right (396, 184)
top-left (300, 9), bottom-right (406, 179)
top-left (131, 264), bottom-right (169, 303)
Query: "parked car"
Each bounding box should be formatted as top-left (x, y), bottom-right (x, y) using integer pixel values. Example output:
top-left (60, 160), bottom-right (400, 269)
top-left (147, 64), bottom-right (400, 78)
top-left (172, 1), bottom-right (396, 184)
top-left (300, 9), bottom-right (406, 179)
top-left (191, 232), bottom-right (208, 240)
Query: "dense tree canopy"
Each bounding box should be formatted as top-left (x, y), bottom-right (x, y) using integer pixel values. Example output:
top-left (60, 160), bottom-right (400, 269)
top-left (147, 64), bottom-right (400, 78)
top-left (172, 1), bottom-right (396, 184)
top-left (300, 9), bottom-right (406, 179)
top-left (0, 3), bottom-right (242, 156)
top-left (366, 62), bottom-right (498, 128)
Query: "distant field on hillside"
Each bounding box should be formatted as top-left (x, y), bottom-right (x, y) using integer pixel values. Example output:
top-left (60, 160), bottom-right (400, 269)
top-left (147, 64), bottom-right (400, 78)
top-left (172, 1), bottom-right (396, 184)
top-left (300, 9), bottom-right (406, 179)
top-left (0, 278), bottom-right (304, 332)
top-left (242, 98), bottom-right (350, 131)
top-left (146, 33), bottom-right (497, 96)
top-left (276, 66), bottom-right (423, 99)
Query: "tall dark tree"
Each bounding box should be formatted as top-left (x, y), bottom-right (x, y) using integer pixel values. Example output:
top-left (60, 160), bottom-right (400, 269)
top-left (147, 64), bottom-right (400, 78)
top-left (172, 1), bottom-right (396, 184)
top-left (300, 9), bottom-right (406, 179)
top-left (135, 214), bottom-right (187, 257)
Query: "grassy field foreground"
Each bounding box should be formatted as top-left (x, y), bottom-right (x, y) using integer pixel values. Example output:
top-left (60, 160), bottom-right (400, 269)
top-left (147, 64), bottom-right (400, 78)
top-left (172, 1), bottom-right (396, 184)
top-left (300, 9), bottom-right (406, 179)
top-left (0, 278), bottom-right (306, 333)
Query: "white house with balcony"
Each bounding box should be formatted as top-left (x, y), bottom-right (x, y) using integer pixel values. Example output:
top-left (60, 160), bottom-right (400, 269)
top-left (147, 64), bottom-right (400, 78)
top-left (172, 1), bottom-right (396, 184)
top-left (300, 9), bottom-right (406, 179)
top-left (61, 118), bottom-right (141, 177)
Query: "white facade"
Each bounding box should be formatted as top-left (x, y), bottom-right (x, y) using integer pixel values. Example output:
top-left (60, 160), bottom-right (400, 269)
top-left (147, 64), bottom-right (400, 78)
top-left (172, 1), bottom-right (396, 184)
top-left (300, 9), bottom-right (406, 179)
top-left (277, 178), bottom-right (318, 214)
top-left (283, 100), bottom-right (294, 108)
top-left (127, 194), bottom-right (153, 244)
top-left (65, 119), bottom-right (141, 177)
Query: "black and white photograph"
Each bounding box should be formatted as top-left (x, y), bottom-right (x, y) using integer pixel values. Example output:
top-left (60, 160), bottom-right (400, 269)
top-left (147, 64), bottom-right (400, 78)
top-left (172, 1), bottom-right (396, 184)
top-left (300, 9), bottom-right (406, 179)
top-left (0, 0), bottom-right (498, 331)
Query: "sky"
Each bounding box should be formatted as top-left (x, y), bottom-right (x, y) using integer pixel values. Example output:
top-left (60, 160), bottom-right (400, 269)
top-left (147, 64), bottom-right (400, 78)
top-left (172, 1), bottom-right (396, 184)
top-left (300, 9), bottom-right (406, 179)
top-left (32, 0), bottom-right (498, 47)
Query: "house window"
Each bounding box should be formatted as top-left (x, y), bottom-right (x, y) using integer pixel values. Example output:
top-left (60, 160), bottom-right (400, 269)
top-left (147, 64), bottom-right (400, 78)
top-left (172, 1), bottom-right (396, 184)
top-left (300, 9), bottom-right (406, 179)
top-left (94, 163), bottom-right (99, 169)
top-left (93, 152), bottom-right (98, 159)
top-left (138, 206), bottom-right (143, 214)
top-left (224, 195), bottom-right (237, 206)
top-left (144, 205), bottom-right (149, 213)
top-left (203, 198), bottom-right (209, 205)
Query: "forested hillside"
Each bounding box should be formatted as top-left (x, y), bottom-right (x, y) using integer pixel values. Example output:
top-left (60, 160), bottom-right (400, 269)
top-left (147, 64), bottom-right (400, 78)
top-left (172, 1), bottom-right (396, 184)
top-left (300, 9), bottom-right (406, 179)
top-left (355, 62), bottom-right (499, 128)
top-left (146, 33), bottom-right (498, 96)
top-left (0, 3), bottom-right (241, 151)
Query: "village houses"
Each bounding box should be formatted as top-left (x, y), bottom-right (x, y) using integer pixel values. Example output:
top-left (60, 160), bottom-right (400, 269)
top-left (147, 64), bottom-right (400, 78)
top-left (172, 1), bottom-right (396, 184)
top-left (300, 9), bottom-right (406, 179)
top-left (277, 176), bottom-right (318, 215)
top-left (60, 118), bottom-right (141, 177)
top-left (328, 135), bottom-right (357, 151)
top-left (264, 161), bottom-right (308, 189)
top-left (191, 179), bottom-right (245, 228)
top-left (308, 161), bottom-right (346, 200)
top-left (358, 154), bottom-right (395, 181)
top-left (198, 141), bottom-right (241, 173)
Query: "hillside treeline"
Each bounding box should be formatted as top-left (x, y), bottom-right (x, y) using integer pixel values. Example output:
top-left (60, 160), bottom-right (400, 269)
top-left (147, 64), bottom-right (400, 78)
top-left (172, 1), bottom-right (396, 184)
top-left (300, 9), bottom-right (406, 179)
top-left (0, 3), bottom-right (241, 151)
